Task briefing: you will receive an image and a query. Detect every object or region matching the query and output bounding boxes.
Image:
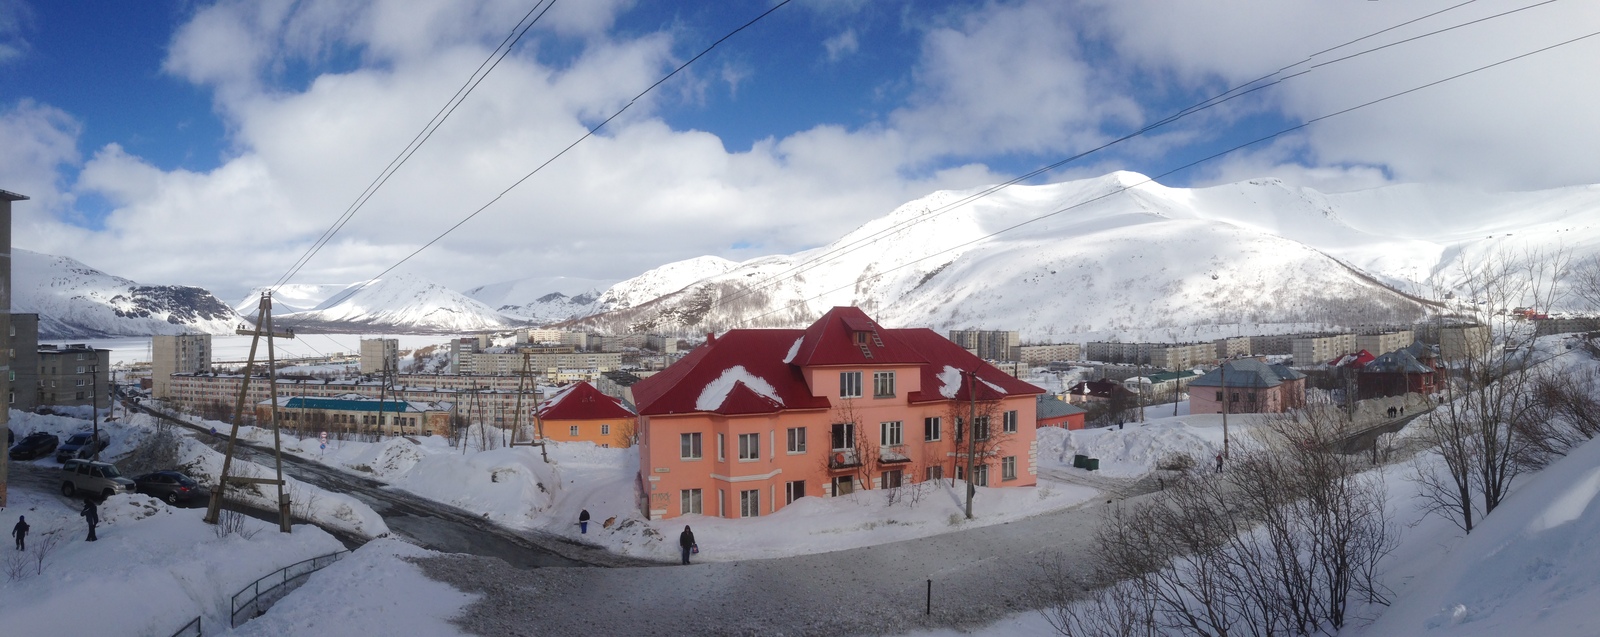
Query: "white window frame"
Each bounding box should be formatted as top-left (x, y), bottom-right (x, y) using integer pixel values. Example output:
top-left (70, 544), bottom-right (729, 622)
top-left (680, 432), bottom-right (702, 460)
top-left (925, 465), bottom-right (944, 482)
top-left (785, 480), bottom-right (805, 504)
top-left (786, 427), bottom-right (806, 454)
top-left (973, 416), bottom-right (991, 441)
top-left (924, 417), bottom-right (941, 441)
top-left (601, 424), bottom-right (610, 435)
top-left (569, 425), bottom-right (579, 436)
top-left (1003, 410), bottom-right (1018, 434)
top-left (873, 371), bottom-right (895, 398)
top-left (973, 464), bottom-right (989, 487)
top-left (718, 433), bottom-right (726, 461)
top-left (882, 469), bottom-right (903, 489)
top-left (681, 488), bottom-right (703, 515)
top-left (839, 371), bottom-right (863, 398)
top-left (739, 489), bottom-right (760, 518)
top-left (880, 420), bottom-right (902, 446)
top-left (1002, 456), bottom-right (1018, 481)
top-left (738, 433), bottom-right (760, 461)
top-left (830, 422), bottom-right (855, 451)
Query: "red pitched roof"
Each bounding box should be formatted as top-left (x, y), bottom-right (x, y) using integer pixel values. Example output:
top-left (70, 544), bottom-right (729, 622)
top-left (632, 310), bottom-right (1043, 416)
top-left (789, 306), bottom-right (928, 367)
top-left (537, 381), bottom-right (635, 420)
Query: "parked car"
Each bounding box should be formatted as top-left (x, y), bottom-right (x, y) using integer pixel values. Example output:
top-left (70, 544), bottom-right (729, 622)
top-left (55, 431), bottom-right (109, 462)
top-left (133, 471), bottom-right (206, 505)
top-left (9, 432), bottom-right (59, 460)
top-left (61, 459), bottom-right (136, 499)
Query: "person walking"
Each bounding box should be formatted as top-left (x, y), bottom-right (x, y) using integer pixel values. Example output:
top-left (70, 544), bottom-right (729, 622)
top-left (11, 516), bottom-right (27, 551)
top-left (1215, 453), bottom-right (1224, 473)
top-left (578, 509), bottom-right (591, 534)
top-left (678, 525), bottom-right (696, 565)
top-left (81, 499), bottom-right (99, 542)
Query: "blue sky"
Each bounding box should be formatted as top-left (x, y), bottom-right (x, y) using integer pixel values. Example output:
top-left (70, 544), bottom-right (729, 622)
top-left (2, 0), bottom-right (1598, 299)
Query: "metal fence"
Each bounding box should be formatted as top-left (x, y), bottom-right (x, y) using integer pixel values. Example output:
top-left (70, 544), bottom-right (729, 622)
top-left (231, 550), bottom-right (349, 628)
top-left (168, 615), bottom-right (201, 637)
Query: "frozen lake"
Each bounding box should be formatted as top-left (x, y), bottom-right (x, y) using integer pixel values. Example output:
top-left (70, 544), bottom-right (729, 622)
top-left (43, 333), bottom-right (458, 367)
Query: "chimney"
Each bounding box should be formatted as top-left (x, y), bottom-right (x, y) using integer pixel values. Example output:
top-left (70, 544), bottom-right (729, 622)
top-left (706, 332), bottom-right (716, 345)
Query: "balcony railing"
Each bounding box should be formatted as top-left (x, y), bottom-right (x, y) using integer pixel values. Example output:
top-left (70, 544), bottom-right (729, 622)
top-left (828, 448), bottom-right (860, 470)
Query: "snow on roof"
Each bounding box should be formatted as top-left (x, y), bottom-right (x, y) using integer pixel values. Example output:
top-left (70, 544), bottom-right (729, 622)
top-left (537, 381), bottom-right (634, 420)
top-left (938, 365), bottom-right (963, 399)
top-left (980, 377), bottom-right (1008, 395)
top-left (695, 366), bottom-right (783, 412)
top-left (782, 337), bottom-right (803, 365)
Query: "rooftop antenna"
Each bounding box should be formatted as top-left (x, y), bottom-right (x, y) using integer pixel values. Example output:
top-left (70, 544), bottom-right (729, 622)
top-left (204, 292), bottom-right (294, 533)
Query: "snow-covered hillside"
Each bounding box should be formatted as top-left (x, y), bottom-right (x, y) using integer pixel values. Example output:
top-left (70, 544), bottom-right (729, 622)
top-left (234, 283), bottom-right (350, 315)
top-left (576, 172), bottom-right (1447, 339)
top-left (277, 273), bottom-right (517, 333)
top-left (465, 274), bottom-right (615, 324)
top-left (13, 248), bottom-right (241, 338)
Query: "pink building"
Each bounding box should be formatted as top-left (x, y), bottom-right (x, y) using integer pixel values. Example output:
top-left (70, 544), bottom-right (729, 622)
top-left (1188, 359), bottom-right (1307, 414)
top-left (633, 307), bottom-right (1044, 520)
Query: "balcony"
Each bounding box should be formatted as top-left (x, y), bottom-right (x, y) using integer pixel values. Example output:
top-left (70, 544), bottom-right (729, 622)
top-left (828, 448), bottom-right (860, 470)
top-left (880, 445), bottom-right (911, 464)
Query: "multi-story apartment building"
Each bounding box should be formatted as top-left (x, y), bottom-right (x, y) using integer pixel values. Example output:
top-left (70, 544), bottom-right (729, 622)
top-left (455, 349), bottom-right (622, 377)
top-left (1248, 334), bottom-right (1294, 356)
top-left (1148, 343), bottom-right (1214, 371)
top-left (637, 307), bottom-right (1042, 520)
top-left (1, 190), bottom-right (21, 508)
top-left (1214, 336), bottom-right (1252, 359)
top-left (166, 373), bottom-right (537, 428)
top-left (8, 313), bottom-right (38, 409)
top-left (151, 334), bottom-right (211, 399)
top-left (947, 330), bottom-right (1021, 361)
top-left (359, 338), bottom-right (399, 374)
top-left (1291, 333), bottom-right (1356, 366)
top-left (254, 395), bottom-right (453, 437)
top-left (1084, 341), bottom-right (1155, 364)
top-left (1019, 343), bottom-right (1082, 367)
top-left (1354, 330), bottom-right (1413, 357)
top-left (36, 344), bottom-right (111, 408)
top-left (1439, 324), bottom-right (1491, 361)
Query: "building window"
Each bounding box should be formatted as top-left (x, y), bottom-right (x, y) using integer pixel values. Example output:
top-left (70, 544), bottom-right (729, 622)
top-left (569, 425), bottom-right (580, 436)
top-left (786, 427), bottom-right (806, 453)
top-left (76, 353), bottom-right (84, 360)
top-left (680, 433), bottom-right (702, 459)
top-left (740, 489), bottom-right (760, 518)
top-left (75, 391), bottom-right (85, 400)
top-left (1231, 393), bottom-right (1240, 403)
top-left (785, 480), bottom-right (806, 504)
top-left (973, 464), bottom-right (989, 487)
top-left (873, 371), bottom-right (895, 398)
top-left (601, 424), bottom-right (610, 435)
top-left (882, 469), bottom-right (903, 489)
top-left (1003, 410), bottom-right (1018, 433)
top-left (1002, 456), bottom-right (1018, 481)
top-left (839, 371), bottom-right (862, 398)
top-left (1215, 391), bottom-right (1223, 401)
top-left (924, 417), bottom-right (941, 441)
top-left (718, 433), bottom-right (726, 461)
top-left (926, 465), bottom-right (944, 482)
top-left (681, 489), bottom-right (703, 515)
top-left (973, 416), bottom-right (990, 441)
top-left (76, 366), bottom-right (85, 374)
top-left (738, 433), bottom-right (760, 460)
top-left (832, 475), bottom-right (854, 496)
top-left (880, 420), bottom-right (902, 446)
top-left (830, 423), bottom-right (855, 450)
top-left (75, 380), bottom-right (85, 387)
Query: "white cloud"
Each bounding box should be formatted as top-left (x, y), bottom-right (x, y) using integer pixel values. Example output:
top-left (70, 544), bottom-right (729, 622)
top-left (822, 28), bottom-right (857, 62)
top-left (0, 101), bottom-right (80, 213)
top-left (0, 0), bottom-right (33, 65)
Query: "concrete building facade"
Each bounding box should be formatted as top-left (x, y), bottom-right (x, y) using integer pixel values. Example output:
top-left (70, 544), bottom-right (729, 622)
top-left (359, 338), bottom-right (399, 374)
top-left (1291, 333), bottom-right (1356, 366)
top-left (152, 334), bottom-right (211, 399)
top-left (0, 189), bottom-right (24, 507)
top-left (8, 313), bottom-right (38, 410)
top-left (1019, 343), bottom-right (1082, 366)
top-left (948, 330), bottom-right (1021, 361)
top-left (36, 344), bottom-right (111, 408)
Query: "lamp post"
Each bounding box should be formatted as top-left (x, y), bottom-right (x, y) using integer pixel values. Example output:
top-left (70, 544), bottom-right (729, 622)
top-left (91, 362), bottom-right (100, 461)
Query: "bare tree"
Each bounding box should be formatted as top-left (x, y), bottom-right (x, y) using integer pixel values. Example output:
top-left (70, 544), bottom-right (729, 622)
top-left (1570, 254), bottom-right (1600, 312)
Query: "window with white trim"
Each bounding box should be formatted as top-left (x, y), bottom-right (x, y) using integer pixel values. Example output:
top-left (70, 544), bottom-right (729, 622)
top-left (738, 433), bottom-right (760, 460)
top-left (717, 433), bottom-right (725, 461)
top-left (839, 371), bottom-right (862, 398)
top-left (973, 464), bottom-right (989, 486)
top-left (925, 465), bottom-right (944, 481)
top-left (680, 432), bottom-right (702, 459)
top-left (973, 416), bottom-right (991, 441)
top-left (880, 420), bottom-right (902, 446)
top-left (785, 480), bottom-right (805, 504)
top-left (1003, 410), bottom-right (1018, 433)
top-left (601, 424), bottom-right (610, 435)
top-left (923, 417), bottom-right (941, 441)
top-left (882, 469), bottom-right (903, 489)
top-left (830, 423), bottom-right (854, 450)
top-left (1002, 456), bottom-right (1018, 481)
top-left (681, 489), bottom-right (703, 515)
top-left (786, 427), bottom-right (806, 453)
top-left (739, 489), bottom-right (760, 517)
top-left (873, 371), bottom-right (895, 398)
top-left (569, 425), bottom-right (579, 436)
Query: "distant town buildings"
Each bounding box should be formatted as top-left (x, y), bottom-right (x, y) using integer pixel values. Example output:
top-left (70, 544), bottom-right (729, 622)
top-left (1188, 359), bottom-right (1307, 414)
top-left (1019, 343), bottom-right (1081, 366)
top-left (256, 395), bottom-right (452, 437)
top-left (36, 344), bottom-right (111, 409)
top-left (359, 338), bottom-right (399, 374)
top-left (948, 329), bottom-right (1021, 361)
top-left (536, 381), bottom-right (636, 448)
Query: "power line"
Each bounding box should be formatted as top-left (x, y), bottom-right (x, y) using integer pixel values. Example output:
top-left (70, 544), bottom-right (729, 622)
top-left (705, 0), bottom-right (1557, 314)
top-left (271, 0), bottom-right (559, 292)
top-left (724, 28), bottom-right (1600, 329)
top-left (289, 0), bottom-right (796, 326)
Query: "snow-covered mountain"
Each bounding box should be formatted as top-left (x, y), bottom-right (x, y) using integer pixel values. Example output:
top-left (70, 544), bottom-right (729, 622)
top-left (13, 248), bottom-right (241, 339)
top-left (233, 283), bottom-right (350, 315)
top-left (276, 273), bottom-right (517, 333)
top-left (464, 275), bottom-right (616, 324)
top-left (564, 172), bottom-right (1600, 340)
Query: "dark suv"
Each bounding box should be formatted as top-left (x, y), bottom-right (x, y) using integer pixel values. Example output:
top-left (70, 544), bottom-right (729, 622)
top-left (61, 459), bottom-right (136, 499)
top-left (55, 431), bottom-right (109, 462)
top-left (9, 432), bottom-right (58, 460)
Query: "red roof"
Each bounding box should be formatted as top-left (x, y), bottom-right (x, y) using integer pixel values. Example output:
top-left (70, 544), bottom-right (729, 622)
top-left (632, 308), bottom-right (1043, 417)
top-left (537, 382), bottom-right (635, 421)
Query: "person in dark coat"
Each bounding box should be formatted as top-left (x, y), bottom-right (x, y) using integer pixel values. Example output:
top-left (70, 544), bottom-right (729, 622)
top-left (81, 499), bottom-right (99, 542)
top-left (578, 509), bottom-right (591, 534)
top-left (679, 525), bottom-right (696, 565)
top-left (11, 516), bottom-right (27, 550)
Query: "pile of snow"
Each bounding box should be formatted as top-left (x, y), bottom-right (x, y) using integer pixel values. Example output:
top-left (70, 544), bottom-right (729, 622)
top-left (1036, 413), bottom-right (1265, 478)
top-left (0, 485), bottom-right (345, 635)
top-left (230, 540), bottom-right (475, 636)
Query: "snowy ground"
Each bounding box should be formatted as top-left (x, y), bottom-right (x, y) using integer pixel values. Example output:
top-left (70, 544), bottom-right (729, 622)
top-left (0, 472), bottom-right (347, 635)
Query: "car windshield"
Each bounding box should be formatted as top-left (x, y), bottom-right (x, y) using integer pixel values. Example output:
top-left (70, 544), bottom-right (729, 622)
top-left (177, 476), bottom-right (197, 486)
top-left (67, 434), bottom-right (90, 444)
top-left (99, 466), bottom-right (121, 478)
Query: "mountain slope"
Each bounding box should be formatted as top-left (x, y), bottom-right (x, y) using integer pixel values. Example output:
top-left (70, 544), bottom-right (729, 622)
top-left (13, 249), bottom-right (241, 339)
top-left (234, 284), bottom-right (351, 315)
top-left (276, 273), bottom-right (516, 333)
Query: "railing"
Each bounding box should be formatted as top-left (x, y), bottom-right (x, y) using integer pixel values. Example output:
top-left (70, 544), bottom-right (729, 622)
top-left (168, 616), bottom-right (201, 637)
top-left (231, 550), bottom-right (350, 627)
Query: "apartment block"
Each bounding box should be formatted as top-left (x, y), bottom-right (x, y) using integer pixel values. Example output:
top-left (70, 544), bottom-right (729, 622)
top-left (1440, 324), bottom-right (1491, 360)
top-left (947, 330), bottom-right (1021, 361)
top-left (1214, 336), bottom-right (1252, 359)
top-left (37, 344), bottom-right (111, 408)
top-left (1019, 343), bottom-right (1082, 366)
top-left (1291, 333), bottom-right (1356, 366)
top-left (151, 334), bottom-right (212, 400)
top-left (8, 313), bottom-right (38, 410)
top-left (167, 373), bottom-right (538, 429)
top-left (1084, 341), bottom-right (1155, 364)
top-left (359, 338), bottom-right (399, 374)
top-left (1248, 334), bottom-right (1294, 356)
top-left (1148, 343), bottom-right (1214, 371)
top-left (1354, 330), bottom-right (1413, 356)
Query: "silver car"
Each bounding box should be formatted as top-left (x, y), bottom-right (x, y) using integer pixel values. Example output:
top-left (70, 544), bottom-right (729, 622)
top-left (61, 459), bottom-right (135, 499)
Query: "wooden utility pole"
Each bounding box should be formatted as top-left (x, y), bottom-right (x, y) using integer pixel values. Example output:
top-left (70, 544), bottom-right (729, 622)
top-left (204, 293), bottom-right (294, 533)
top-left (964, 369), bottom-right (977, 520)
top-left (508, 351), bottom-right (549, 462)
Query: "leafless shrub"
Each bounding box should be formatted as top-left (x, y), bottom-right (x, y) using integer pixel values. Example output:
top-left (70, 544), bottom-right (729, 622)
top-left (32, 528), bottom-right (65, 576)
top-left (5, 547), bottom-right (29, 581)
top-left (289, 484), bottom-right (321, 525)
top-left (1155, 452), bottom-right (1195, 473)
top-left (213, 507), bottom-right (259, 540)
